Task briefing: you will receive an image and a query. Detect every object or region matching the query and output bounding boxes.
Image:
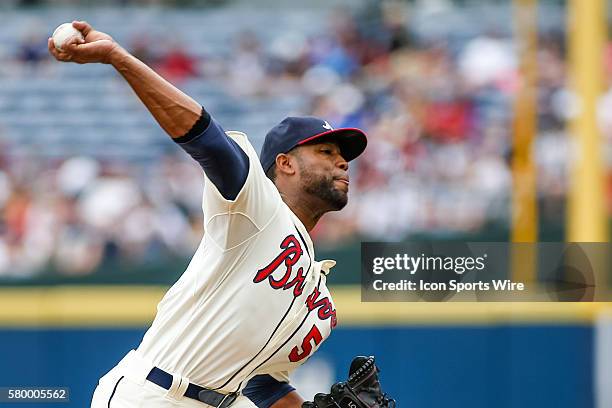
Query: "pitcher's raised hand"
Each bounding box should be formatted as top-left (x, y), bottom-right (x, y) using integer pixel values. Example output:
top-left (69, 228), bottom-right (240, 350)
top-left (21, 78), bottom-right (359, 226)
top-left (48, 21), bottom-right (119, 64)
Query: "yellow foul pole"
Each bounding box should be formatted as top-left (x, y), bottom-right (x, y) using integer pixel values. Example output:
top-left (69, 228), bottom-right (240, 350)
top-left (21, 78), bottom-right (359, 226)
top-left (567, 0), bottom-right (608, 242)
top-left (511, 0), bottom-right (538, 283)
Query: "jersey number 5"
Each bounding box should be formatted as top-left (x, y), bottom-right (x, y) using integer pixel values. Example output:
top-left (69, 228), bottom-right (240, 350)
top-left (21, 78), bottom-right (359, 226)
top-left (289, 325), bottom-right (322, 362)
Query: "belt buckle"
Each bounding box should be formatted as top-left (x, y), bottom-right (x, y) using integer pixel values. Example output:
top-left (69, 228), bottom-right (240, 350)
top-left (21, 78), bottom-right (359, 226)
top-left (218, 391), bottom-right (238, 408)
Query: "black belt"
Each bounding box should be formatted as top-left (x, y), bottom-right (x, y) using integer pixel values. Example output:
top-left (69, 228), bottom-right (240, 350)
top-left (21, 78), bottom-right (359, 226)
top-left (146, 367), bottom-right (238, 408)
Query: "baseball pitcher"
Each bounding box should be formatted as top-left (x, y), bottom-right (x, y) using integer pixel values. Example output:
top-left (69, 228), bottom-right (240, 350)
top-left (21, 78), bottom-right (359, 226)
top-left (48, 21), bottom-right (393, 408)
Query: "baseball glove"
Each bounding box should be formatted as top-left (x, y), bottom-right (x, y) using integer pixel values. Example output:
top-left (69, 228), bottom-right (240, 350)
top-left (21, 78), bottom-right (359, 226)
top-left (302, 356), bottom-right (396, 408)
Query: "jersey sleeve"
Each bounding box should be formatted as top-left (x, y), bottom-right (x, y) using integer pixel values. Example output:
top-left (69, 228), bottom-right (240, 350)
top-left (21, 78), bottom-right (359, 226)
top-left (201, 130), bottom-right (281, 250)
top-left (242, 374), bottom-right (296, 408)
top-left (175, 116), bottom-right (249, 201)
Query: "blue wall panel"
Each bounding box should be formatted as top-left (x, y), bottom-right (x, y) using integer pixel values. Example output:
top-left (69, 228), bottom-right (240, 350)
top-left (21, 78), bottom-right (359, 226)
top-left (0, 328), bottom-right (145, 408)
top-left (0, 325), bottom-right (593, 408)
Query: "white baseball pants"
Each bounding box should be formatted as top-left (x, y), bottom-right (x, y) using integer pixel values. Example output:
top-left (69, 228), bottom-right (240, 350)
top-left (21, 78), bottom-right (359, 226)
top-left (90, 350), bottom-right (256, 408)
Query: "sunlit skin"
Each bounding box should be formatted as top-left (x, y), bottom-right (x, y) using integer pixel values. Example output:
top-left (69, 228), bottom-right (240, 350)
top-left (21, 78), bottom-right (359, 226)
top-left (274, 140), bottom-right (350, 232)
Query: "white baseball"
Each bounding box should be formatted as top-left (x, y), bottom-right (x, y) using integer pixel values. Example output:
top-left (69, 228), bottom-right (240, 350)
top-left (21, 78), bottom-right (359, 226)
top-left (52, 23), bottom-right (84, 51)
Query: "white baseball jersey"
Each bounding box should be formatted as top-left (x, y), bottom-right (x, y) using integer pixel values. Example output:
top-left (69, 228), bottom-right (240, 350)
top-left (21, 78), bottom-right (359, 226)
top-left (136, 130), bottom-right (337, 393)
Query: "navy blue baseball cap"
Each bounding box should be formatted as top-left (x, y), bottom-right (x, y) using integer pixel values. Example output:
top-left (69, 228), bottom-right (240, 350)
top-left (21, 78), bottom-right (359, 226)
top-left (260, 116), bottom-right (367, 173)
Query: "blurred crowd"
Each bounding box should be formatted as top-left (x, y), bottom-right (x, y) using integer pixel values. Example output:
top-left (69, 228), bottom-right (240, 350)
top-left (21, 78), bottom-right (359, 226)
top-left (0, 2), bottom-right (595, 277)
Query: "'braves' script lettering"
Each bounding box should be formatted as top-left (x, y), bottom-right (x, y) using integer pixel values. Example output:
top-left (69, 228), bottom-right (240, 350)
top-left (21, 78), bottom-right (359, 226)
top-left (254, 235), bottom-right (307, 296)
top-left (255, 235), bottom-right (337, 329)
top-left (306, 287), bottom-right (337, 328)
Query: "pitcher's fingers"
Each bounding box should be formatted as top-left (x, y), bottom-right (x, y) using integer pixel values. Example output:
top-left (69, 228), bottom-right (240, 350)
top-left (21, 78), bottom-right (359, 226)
top-left (63, 37), bottom-right (81, 50)
top-left (56, 51), bottom-right (72, 62)
top-left (48, 37), bottom-right (74, 61)
top-left (68, 35), bottom-right (85, 45)
top-left (63, 41), bottom-right (80, 53)
top-left (47, 38), bottom-right (56, 54)
top-left (72, 20), bottom-right (92, 36)
top-left (47, 38), bottom-right (64, 60)
top-left (53, 46), bottom-right (73, 62)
